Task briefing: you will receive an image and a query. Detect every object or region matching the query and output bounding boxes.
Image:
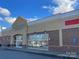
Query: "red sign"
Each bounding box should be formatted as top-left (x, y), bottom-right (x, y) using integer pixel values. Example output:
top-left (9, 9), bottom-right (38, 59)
top-left (65, 19), bottom-right (79, 25)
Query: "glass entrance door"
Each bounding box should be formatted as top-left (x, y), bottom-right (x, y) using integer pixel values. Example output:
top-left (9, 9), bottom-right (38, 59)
top-left (15, 35), bottom-right (23, 48)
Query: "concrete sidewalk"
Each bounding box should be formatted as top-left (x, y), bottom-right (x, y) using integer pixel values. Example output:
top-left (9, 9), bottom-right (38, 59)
top-left (2, 47), bottom-right (79, 59)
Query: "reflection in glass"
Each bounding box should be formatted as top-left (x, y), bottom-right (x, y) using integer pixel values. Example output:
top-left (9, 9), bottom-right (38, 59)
top-left (28, 33), bottom-right (48, 49)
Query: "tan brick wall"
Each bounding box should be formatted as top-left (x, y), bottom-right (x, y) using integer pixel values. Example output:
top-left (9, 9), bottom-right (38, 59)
top-left (0, 36), bottom-right (11, 46)
top-left (48, 30), bottom-right (59, 50)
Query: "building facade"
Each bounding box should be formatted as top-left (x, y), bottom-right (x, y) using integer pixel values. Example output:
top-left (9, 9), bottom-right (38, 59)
top-left (1, 10), bottom-right (79, 52)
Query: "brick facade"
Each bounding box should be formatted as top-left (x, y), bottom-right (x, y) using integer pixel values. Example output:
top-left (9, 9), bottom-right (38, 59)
top-left (0, 36), bottom-right (11, 46)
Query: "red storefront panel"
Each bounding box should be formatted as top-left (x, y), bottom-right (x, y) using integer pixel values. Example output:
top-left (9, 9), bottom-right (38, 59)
top-left (65, 19), bottom-right (79, 25)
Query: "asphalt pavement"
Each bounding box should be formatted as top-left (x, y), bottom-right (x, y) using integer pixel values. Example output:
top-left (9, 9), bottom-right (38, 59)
top-left (0, 49), bottom-right (60, 59)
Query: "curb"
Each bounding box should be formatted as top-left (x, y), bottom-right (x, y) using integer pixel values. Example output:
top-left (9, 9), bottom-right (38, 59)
top-left (3, 47), bottom-right (78, 59)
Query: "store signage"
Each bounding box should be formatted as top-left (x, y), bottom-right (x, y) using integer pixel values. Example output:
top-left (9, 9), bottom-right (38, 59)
top-left (65, 19), bottom-right (79, 25)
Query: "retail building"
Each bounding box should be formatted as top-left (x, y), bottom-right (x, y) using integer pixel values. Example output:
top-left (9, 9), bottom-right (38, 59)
top-left (0, 10), bottom-right (79, 52)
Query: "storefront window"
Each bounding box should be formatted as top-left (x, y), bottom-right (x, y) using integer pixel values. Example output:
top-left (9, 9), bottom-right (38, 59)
top-left (72, 36), bottom-right (78, 46)
top-left (28, 33), bottom-right (49, 49)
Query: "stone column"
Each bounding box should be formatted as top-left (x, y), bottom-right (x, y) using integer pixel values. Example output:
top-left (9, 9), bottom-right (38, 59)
top-left (59, 28), bottom-right (63, 46)
top-left (0, 26), bottom-right (2, 36)
top-left (22, 29), bottom-right (28, 48)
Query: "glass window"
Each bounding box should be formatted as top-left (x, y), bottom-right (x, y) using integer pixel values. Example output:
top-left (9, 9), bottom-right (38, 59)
top-left (72, 36), bottom-right (78, 46)
top-left (28, 33), bottom-right (49, 49)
